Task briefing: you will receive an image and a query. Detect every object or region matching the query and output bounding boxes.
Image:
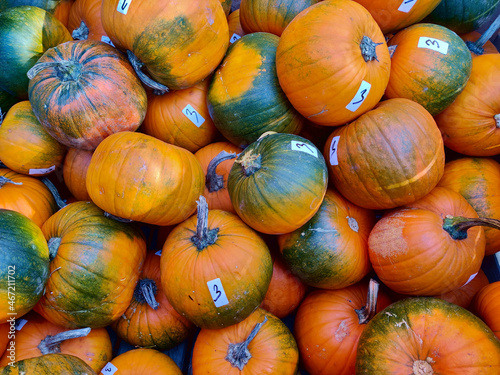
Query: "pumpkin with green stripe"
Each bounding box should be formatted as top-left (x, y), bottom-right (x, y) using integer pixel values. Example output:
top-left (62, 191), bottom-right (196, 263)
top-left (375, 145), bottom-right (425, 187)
top-left (356, 297), bottom-right (500, 374)
top-left (228, 132), bottom-right (328, 235)
top-left (278, 189), bottom-right (374, 290)
top-left (0, 0), bottom-right (74, 26)
top-left (0, 353), bottom-right (96, 375)
top-left (35, 201), bottom-right (147, 328)
top-left (208, 32), bottom-right (304, 148)
top-left (27, 39), bottom-right (147, 151)
top-left (0, 6), bottom-right (72, 100)
top-left (0, 209), bottom-right (50, 323)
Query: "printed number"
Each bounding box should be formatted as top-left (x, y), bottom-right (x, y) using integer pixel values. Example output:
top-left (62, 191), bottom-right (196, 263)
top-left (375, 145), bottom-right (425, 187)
top-left (230, 33), bottom-right (241, 44)
top-left (207, 278), bottom-right (229, 307)
top-left (212, 284), bottom-right (222, 302)
top-left (398, 0), bottom-right (417, 12)
top-left (346, 80), bottom-right (371, 112)
top-left (120, 0), bottom-right (128, 10)
top-left (116, 0), bottom-right (132, 15)
top-left (291, 141), bottom-right (318, 157)
top-left (182, 104), bottom-right (205, 127)
top-left (351, 89), bottom-right (367, 105)
top-left (417, 37), bottom-right (449, 54)
top-left (101, 363), bottom-right (118, 375)
top-left (426, 39), bottom-right (439, 48)
top-left (329, 136), bottom-right (340, 166)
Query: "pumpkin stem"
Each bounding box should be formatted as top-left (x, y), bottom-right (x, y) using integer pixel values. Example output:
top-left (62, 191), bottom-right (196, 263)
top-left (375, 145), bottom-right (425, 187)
top-left (72, 21), bottom-right (89, 40)
top-left (355, 279), bottom-right (379, 324)
top-left (103, 211), bottom-right (133, 223)
top-left (191, 195), bottom-right (219, 251)
top-left (126, 50), bottom-right (170, 94)
top-left (412, 357), bottom-right (435, 374)
top-left (495, 114), bottom-right (500, 128)
top-left (360, 36), bottom-right (382, 62)
top-left (27, 60), bottom-right (82, 82)
top-left (133, 278), bottom-right (159, 310)
top-left (206, 150), bottom-right (237, 193)
top-left (37, 327), bottom-right (91, 355)
top-left (48, 237), bottom-right (62, 261)
top-left (225, 316), bottom-right (267, 370)
top-left (235, 150), bottom-right (261, 177)
top-left (465, 13), bottom-right (500, 55)
top-left (0, 175), bottom-right (22, 188)
top-left (443, 215), bottom-right (500, 240)
top-left (41, 177), bottom-right (67, 210)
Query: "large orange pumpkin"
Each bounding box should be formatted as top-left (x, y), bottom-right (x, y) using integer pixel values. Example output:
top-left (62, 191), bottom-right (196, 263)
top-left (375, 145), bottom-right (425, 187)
top-left (473, 281), bottom-right (500, 339)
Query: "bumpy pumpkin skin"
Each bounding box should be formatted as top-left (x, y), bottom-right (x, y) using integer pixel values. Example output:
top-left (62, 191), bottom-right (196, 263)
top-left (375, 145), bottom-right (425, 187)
top-left (276, 0), bottom-right (391, 126)
top-left (434, 54), bottom-right (500, 156)
top-left (36, 201), bottom-right (147, 328)
top-left (473, 281), bottom-right (500, 339)
top-left (67, 0), bottom-right (109, 42)
top-left (0, 209), bottom-right (50, 323)
top-left (324, 98), bottom-right (445, 210)
top-left (208, 32), bottom-right (304, 148)
top-left (386, 23), bottom-right (472, 115)
top-left (0, 353), bottom-right (96, 375)
top-left (101, 0), bottom-right (229, 90)
top-left (356, 297), bottom-right (500, 374)
top-left (28, 40), bottom-right (147, 151)
top-left (228, 132), bottom-right (328, 235)
top-left (0, 6), bottom-right (72, 100)
top-left (104, 348), bottom-right (182, 375)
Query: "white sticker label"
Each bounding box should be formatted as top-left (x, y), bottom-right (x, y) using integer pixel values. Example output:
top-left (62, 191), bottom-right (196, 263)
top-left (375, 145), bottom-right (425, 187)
top-left (182, 104), bottom-right (205, 127)
top-left (155, 250), bottom-right (162, 256)
top-left (417, 37), bottom-right (449, 55)
top-left (117, 0), bottom-right (132, 15)
top-left (398, 0), bottom-right (417, 13)
top-left (101, 362), bottom-right (118, 374)
top-left (346, 80), bottom-right (371, 112)
top-left (28, 165), bottom-right (55, 175)
top-left (462, 272), bottom-right (479, 287)
top-left (291, 140), bottom-right (318, 158)
top-left (15, 319), bottom-right (28, 331)
top-left (207, 278), bottom-right (229, 308)
top-left (101, 35), bottom-right (115, 47)
top-left (230, 33), bottom-right (241, 44)
top-left (329, 136), bottom-right (340, 166)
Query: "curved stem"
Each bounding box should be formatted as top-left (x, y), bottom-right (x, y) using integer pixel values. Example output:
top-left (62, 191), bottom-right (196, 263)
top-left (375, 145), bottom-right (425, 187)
top-left (206, 151), bottom-right (236, 193)
top-left (41, 177), bottom-right (67, 210)
top-left (360, 36), bottom-right (382, 62)
top-left (133, 278), bottom-right (159, 310)
top-left (443, 215), bottom-right (500, 240)
top-left (0, 175), bottom-right (22, 188)
top-left (126, 50), bottom-right (170, 94)
top-left (28, 60), bottom-right (81, 82)
top-left (466, 13), bottom-right (500, 55)
top-left (225, 316), bottom-right (267, 370)
top-left (103, 211), bottom-right (133, 223)
top-left (72, 21), bottom-right (89, 40)
top-left (355, 279), bottom-right (379, 324)
top-left (48, 237), bottom-right (62, 261)
top-left (37, 327), bottom-right (91, 355)
top-left (191, 196), bottom-right (219, 251)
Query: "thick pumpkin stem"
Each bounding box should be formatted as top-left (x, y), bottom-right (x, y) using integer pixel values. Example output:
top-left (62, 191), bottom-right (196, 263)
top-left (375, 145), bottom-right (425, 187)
top-left (465, 13), bottom-right (500, 55)
top-left (27, 60), bottom-right (82, 82)
top-left (191, 196), bottom-right (219, 251)
top-left (235, 150), bottom-right (261, 177)
top-left (41, 178), bottom-right (67, 210)
top-left (360, 36), bottom-right (382, 62)
top-left (48, 237), bottom-right (62, 261)
top-left (72, 21), bottom-right (89, 40)
top-left (225, 316), bottom-right (267, 370)
top-left (355, 279), bottom-right (379, 324)
top-left (134, 278), bottom-right (159, 310)
top-left (0, 175), bottom-right (22, 188)
top-left (443, 215), bottom-right (500, 240)
top-left (126, 50), bottom-right (170, 94)
top-left (206, 150), bottom-right (237, 193)
top-left (103, 211), bottom-right (133, 223)
top-left (37, 327), bottom-right (91, 355)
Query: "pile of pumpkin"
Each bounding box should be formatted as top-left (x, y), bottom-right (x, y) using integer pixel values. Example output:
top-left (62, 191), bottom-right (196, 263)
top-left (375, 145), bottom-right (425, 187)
top-left (1, 0), bottom-right (500, 373)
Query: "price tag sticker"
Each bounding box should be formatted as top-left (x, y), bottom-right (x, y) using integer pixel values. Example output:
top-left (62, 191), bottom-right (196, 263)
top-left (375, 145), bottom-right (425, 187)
top-left (329, 136), bottom-right (340, 166)
top-left (15, 319), bottom-right (28, 331)
top-left (291, 141), bottom-right (318, 158)
top-left (230, 33), bottom-right (241, 44)
top-left (182, 104), bottom-right (205, 127)
top-left (29, 165), bottom-right (55, 175)
top-left (417, 37), bottom-right (449, 55)
top-left (101, 362), bottom-right (118, 374)
top-left (117, 0), bottom-right (132, 15)
top-left (346, 80), bottom-right (371, 112)
top-left (462, 272), bottom-right (479, 287)
top-left (101, 35), bottom-right (115, 47)
top-left (207, 278), bottom-right (229, 308)
top-left (398, 0), bottom-right (417, 13)
top-left (155, 250), bottom-right (162, 256)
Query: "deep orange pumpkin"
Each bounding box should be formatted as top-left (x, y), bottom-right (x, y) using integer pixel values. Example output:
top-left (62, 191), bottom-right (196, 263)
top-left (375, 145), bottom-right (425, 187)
top-left (100, 348), bottom-right (182, 375)
top-left (434, 269), bottom-right (490, 309)
top-left (62, 148), bottom-right (93, 201)
top-left (473, 281), bottom-right (500, 339)
top-left (227, 9), bottom-right (247, 45)
top-left (67, 0), bottom-right (109, 43)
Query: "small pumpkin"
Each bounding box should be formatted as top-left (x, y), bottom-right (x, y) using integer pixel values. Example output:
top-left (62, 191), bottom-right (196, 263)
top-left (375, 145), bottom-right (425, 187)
top-left (0, 353), bottom-right (96, 375)
top-left (62, 148), bottom-right (93, 201)
top-left (67, 0), bottom-right (109, 43)
top-left (472, 281), bottom-right (500, 339)
top-left (99, 348), bottom-right (182, 375)
top-left (227, 9), bottom-right (247, 45)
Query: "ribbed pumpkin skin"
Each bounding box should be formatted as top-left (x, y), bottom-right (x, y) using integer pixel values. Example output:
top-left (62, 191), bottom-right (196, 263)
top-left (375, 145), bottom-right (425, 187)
top-left (101, 0), bottom-right (229, 90)
top-left (161, 209), bottom-right (273, 329)
top-left (142, 78), bottom-right (220, 153)
top-left (112, 251), bottom-right (195, 350)
top-left (0, 353), bottom-right (96, 375)
top-left (239, 0), bottom-right (320, 36)
top-left (368, 187), bottom-right (485, 296)
top-left (0, 6), bottom-right (72, 99)
top-left (324, 98), bottom-right (445, 210)
top-left (473, 281), bottom-right (500, 339)
top-left (434, 54), bottom-right (500, 156)
top-left (0, 101), bottom-right (66, 176)
top-left (28, 40), bottom-right (147, 151)
top-left (105, 348), bottom-right (182, 375)
top-left (386, 23), bottom-right (472, 115)
top-left (36, 201), bottom-right (147, 328)
top-left (276, 0), bottom-right (391, 126)
top-left (0, 169), bottom-right (58, 227)
top-left (208, 32), bottom-right (304, 148)
top-left (0, 209), bottom-right (49, 323)
top-left (423, 0), bottom-right (500, 34)
top-left (437, 157), bottom-right (500, 256)
top-left (434, 269), bottom-right (490, 309)
top-left (228, 132), bottom-right (328, 235)
top-left (86, 132), bottom-right (205, 226)
top-left (356, 297), bottom-right (500, 374)
top-left (192, 308), bottom-right (299, 374)
top-left (63, 148), bottom-right (93, 201)
top-left (278, 189), bottom-right (374, 290)
top-left (352, 0), bottom-right (441, 34)
top-left (67, 0), bottom-right (109, 42)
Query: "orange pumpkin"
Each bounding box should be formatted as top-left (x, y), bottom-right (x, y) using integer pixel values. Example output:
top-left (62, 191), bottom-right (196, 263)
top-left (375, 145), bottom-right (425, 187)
top-left (473, 281), bottom-right (500, 339)
top-left (100, 348), bottom-right (182, 375)
top-left (67, 0), bottom-right (109, 43)
top-left (62, 148), bottom-right (93, 201)
top-left (434, 269), bottom-right (490, 309)
top-left (227, 9), bottom-right (247, 45)
top-left (460, 30), bottom-right (499, 57)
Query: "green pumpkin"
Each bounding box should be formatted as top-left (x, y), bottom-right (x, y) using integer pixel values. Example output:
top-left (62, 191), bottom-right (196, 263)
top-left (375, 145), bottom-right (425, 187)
top-left (207, 32), bottom-right (304, 148)
top-left (0, 209), bottom-right (50, 323)
top-left (1, 353), bottom-right (96, 374)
